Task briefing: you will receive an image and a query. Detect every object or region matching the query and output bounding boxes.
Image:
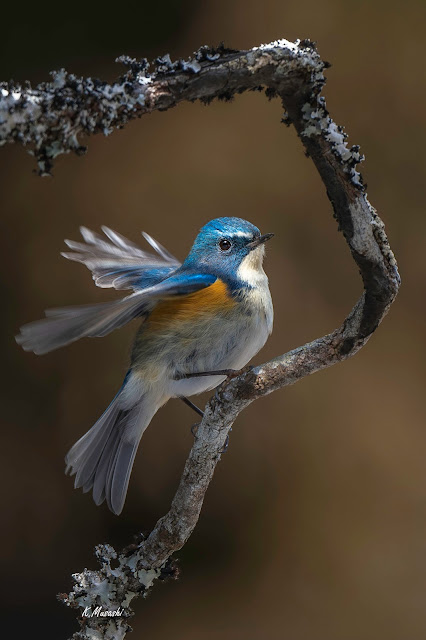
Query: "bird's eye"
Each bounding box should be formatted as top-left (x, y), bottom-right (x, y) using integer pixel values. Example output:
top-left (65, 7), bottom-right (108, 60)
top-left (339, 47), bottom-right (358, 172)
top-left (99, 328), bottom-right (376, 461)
top-left (219, 238), bottom-right (232, 252)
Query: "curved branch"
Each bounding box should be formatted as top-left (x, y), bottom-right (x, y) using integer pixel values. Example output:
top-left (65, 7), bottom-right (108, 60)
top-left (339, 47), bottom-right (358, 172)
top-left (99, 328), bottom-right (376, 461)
top-left (7, 39), bottom-right (399, 639)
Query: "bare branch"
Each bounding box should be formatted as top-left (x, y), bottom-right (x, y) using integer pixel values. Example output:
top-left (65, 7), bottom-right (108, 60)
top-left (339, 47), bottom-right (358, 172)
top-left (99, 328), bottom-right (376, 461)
top-left (7, 38), bottom-right (399, 639)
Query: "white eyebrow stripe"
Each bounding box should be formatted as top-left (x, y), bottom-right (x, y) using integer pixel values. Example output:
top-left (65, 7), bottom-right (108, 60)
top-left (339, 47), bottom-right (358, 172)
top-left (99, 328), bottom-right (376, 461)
top-left (213, 229), bottom-right (253, 238)
top-left (231, 231), bottom-right (253, 238)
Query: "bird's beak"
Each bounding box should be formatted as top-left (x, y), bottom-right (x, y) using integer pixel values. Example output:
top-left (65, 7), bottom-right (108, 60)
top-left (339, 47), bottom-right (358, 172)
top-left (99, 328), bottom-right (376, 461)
top-left (247, 233), bottom-right (274, 249)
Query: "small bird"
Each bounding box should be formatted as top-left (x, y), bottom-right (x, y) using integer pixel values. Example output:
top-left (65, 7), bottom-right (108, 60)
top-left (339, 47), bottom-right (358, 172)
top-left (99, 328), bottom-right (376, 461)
top-left (16, 217), bottom-right (273, 514)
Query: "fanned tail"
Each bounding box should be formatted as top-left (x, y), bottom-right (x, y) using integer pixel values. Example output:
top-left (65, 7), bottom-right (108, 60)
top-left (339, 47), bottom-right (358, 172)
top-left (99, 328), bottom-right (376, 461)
top-left (65, 373), bottom-right (160, 515)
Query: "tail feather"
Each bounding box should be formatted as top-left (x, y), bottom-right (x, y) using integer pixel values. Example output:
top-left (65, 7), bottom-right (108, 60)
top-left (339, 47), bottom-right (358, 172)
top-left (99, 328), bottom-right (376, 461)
top-left (65, 398), bottom-right (119, 475)
top-left (108, 438), bottom-right (139, 515)
top-left (65, 375), bottom-right (159, 515)
top-left (91, 427), bottom-right (122, 505)
top-left (69, 404), bottom-right (119, 484)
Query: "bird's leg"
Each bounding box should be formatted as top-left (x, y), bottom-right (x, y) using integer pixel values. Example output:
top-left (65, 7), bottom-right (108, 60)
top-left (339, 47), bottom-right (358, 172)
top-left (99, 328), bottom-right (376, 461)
top-left (180, 396), bottom-right (204, 418)
top-left (179, 397), bottom-right (204, 441)
top-left (177, 376), bottom-right (246, 452)
top-left (180, 395), bottom-right (231, 453)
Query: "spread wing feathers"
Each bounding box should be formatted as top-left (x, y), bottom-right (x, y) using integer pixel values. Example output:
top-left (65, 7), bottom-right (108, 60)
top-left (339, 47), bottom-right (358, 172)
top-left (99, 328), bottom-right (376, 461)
top-left (61, 226), bottom-right (181, 291)
top-left (16, 272), bottom-right (217, 355)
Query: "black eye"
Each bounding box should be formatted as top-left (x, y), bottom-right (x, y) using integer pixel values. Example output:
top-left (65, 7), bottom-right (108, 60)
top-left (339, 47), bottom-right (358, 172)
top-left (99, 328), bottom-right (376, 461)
top-left (219, 238), bottom-right (232, 252)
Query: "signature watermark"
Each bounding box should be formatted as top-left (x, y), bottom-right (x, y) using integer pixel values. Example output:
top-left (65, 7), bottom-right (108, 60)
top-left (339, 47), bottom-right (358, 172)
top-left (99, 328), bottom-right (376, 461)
top-left (82, 606), bottom-right (125, 618)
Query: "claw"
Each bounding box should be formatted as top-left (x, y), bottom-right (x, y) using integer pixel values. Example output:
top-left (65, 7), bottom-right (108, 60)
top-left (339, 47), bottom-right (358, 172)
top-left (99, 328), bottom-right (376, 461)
top-left (191, 423), bottom-right (200, 438)
top-left (220, 428), bottom-right (232, 454)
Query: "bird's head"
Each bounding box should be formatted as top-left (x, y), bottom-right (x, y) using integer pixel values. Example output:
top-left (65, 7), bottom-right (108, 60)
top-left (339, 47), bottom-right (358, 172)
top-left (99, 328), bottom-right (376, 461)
top-left (184, 217), bottom-right (273, 283)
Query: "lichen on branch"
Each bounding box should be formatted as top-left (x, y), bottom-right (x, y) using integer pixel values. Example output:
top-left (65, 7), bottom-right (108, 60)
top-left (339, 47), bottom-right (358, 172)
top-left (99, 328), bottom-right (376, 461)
top-left (1, 39), bottom-right (326, 175)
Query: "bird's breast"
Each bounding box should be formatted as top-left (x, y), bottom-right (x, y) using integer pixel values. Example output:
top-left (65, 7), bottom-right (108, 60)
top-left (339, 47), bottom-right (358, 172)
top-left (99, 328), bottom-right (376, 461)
top-left (147, 278), bottom-right (236, 327)
top-left (131, 275), bottom-right (273, 392)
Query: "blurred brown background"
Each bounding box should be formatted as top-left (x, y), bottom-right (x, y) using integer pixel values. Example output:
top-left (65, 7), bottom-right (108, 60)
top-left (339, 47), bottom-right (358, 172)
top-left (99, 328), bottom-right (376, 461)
top-left (1, 1), bottom-right (425, 638)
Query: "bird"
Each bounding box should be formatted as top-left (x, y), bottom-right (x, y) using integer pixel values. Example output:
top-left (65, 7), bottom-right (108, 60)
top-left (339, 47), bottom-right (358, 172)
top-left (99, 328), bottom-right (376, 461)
top-left (16, 217), bottom-right (274, 515)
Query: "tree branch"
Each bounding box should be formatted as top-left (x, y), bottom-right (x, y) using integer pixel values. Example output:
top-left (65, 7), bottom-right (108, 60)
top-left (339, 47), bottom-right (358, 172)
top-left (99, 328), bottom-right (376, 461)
top-left (5, 39), bottom-right (399, 639)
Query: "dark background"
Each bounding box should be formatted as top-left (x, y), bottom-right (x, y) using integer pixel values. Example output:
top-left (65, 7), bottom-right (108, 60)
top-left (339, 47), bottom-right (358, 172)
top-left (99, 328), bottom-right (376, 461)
top-left (1, 1), bottom-right (425, 639)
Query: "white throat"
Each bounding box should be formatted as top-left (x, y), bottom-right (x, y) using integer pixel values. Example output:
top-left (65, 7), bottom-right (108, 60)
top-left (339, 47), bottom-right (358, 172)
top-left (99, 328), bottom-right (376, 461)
top-left (237, 245), bottom-right (267, 286)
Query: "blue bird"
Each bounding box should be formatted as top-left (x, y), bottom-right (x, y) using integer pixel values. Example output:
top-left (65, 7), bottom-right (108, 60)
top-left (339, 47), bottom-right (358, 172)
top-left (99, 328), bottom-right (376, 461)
top-left (16, 217), bottom-right (274, 515)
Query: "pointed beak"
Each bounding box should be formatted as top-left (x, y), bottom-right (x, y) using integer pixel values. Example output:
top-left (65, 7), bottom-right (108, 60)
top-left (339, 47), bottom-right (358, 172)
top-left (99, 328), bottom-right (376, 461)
top-left (247, 233), bottom-right (274, 249)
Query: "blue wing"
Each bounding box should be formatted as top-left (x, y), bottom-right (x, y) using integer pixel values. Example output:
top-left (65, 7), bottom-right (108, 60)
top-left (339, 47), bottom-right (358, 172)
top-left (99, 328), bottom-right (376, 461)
top-left (62, 226), bottom-right (181, 291)
top-left (16, 271), bottom-right (217, 355)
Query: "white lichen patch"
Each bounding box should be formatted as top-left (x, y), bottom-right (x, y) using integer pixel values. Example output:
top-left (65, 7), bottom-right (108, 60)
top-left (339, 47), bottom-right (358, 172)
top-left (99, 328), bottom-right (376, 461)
top-left (105, 621), bottom-right (127, 640)
top-left (252, 38), bottom-right (301, 53)
top-left (52, 68), bottom-right (67, 89)
top-left (301, 100), bottom-right (364, 188)
top-left (137, 567), bottom-right (160, 589)
top-left (249, 38), bottom-right (324, 84)
top-left (121, 591), bottom-right (138, 608)
top-left (123, 554), bottom-right (138, 572)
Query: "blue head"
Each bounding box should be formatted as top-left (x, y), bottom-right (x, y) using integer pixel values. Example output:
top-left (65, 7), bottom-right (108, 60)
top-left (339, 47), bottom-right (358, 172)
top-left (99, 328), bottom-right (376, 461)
top-left (183, 217), bottom-right (273, 284)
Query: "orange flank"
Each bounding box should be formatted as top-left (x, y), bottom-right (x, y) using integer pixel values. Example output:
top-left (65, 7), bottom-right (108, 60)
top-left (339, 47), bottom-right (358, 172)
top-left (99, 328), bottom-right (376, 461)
top-left (148, 278), bottom-right (236, 327)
